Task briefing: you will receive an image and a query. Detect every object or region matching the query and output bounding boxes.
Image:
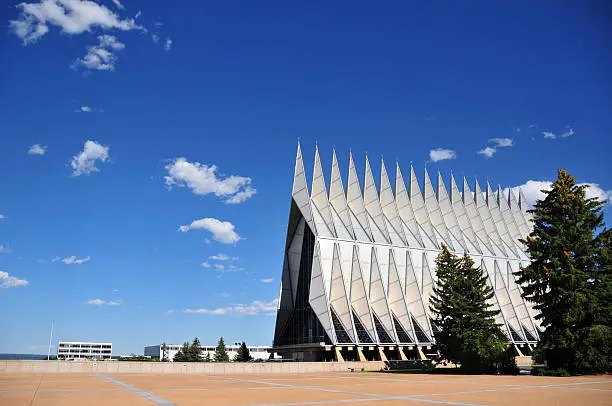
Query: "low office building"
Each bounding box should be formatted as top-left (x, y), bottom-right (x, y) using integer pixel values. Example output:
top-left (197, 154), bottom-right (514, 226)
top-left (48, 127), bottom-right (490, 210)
top-left (144, 344), bottom-right (272, 361)
top-left (57, 341), bottom-right (112, 360)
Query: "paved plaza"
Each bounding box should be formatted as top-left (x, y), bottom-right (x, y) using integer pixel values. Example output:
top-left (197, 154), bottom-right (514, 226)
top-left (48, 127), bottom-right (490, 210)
top-left (0, 371), bottom-right (610, 405)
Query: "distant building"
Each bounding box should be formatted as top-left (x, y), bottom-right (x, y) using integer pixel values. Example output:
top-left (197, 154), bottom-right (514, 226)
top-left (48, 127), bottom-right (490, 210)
top-left (57, 341), bottom-right (112, 360)
top-left (144, 344), bottom-right (272, 361)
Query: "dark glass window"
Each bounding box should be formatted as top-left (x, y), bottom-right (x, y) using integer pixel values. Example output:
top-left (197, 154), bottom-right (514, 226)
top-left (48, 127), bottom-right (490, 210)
top-left (352, 310), bottom-right (374, 343)
top-left (393, 314), bottom-right (413, 343)
top-left (412, 317), bottom-right (431, 343)
top-left (508, 325), bottom-right (524, 342)
top-left (522, 324), bottom-right (537, 342)
top-left (274, 212), bottom-right (331, 347)
top-left (330, 307), bottom-right (352, 343)
top-left (372, 312), bottom-right (393, 343)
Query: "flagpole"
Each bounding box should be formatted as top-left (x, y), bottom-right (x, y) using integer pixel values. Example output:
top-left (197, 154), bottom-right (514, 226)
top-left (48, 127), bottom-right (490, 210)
top-left (47, 322), bottom-right (54, 361)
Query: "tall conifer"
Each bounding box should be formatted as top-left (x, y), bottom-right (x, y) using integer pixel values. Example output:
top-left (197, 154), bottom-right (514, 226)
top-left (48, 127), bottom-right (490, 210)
top-left (516, 169), bottom-right (611, 373)
top-left (430, 245), bottom-right (508, 373)
top-left (214, 337), bottom-right (230, 362)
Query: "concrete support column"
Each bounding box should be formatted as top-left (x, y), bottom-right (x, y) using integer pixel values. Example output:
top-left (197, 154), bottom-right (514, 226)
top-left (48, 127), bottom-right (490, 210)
top-left (397, 347), bottom-right (407, 360)
top-left (377, 347), bottom-right (388, 362)
top-left (513, 344), bottom-right (524, 357)
top-left (417, 346), bottom-right (427, 361)
top-left (356, 347), bottom-right (367, 362)
top-left (334, 347), bottom-right (344, 362)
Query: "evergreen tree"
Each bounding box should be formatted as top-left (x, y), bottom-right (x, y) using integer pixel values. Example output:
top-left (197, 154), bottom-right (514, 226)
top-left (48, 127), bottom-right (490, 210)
top-left (214, 337), bottom-right (230, 362)
top-left (233, 342), bottom-right (252, 362)
top-left (204, 352), bottom-right (211, 362)
top-left (516, 169), bottom-right (611, 373)
top-left (161, 343), bottom-right (169, 362)
top-left (188, 337), bottom-right (203, 362)
top-left (173, 342), bottom-right (190, 362)
top-left (430, 244), bottom-right (509, 373)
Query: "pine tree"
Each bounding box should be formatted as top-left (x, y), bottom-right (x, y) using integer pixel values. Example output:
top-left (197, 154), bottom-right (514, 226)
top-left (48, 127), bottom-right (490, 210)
top-left (516, 169), bottom-right (611, 373)
top-left (204, 352), bottom-right (211, 362)
top-left (234, 342), bottom-right (252, 362)
top-left (161, 343), bottom-right (169, 362)
top-left (214, 337), bottom-right (230, 362)
top-left (188, 337), bottom-right (203, 362)
top-left (430, 244), bottom-right (508, 373)
top-left (173, 342), bottom-right (190, 362)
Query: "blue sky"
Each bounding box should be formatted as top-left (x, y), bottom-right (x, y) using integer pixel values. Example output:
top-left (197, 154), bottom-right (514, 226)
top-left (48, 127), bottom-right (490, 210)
top-left (1, 1), bottom-right (611, 355)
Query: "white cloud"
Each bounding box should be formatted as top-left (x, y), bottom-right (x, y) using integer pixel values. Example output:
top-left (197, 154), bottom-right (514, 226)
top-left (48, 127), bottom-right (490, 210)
top-left (70, 140), bottom-right (110, 176)
top-left (76, 105), bottom-right (101, 113)
top-left (0, 215), bottom-right (5, 220)
top-left (10, 0), bottom-right (143, 45)
top-left (51, 256), bottom-right (61, 262)
top-left (477, 138), bottom-right (513, 158)
top-left (0, 271), bottom-right (29, 288)
top-left (224, 189), bottom-right (257, 204)
top-left (0, 245), bottom-right (12, 254)
top-left (87, 298), bottom-right (122, 306)
top-left (164, 158), bottom-right (256, 204)
top-left (151, 33), bottom-right (160, 43)
top-left (543, 127), bottom-right (574, 140)
top-left (477, 147), bottom-right (497, 158)
top-left (209, 254), bottom-right (238, 261)
top-left (61, 255), bottom-right (90, 264)
top-left (507, 180), bottom-right (611, 207)
top-left (489, 138), bottom-right (513, 148)
top-left (261, 278), bottom-right (274, 283)
top-left (28, 144), bottom-right (47, 155)
top-left (178, 218), bottom-right (242, 244)
top-left (183, 298), bottom-right (279, 316)
top-left (164, 38), bottom-right (172, 51)
top-left (111, 0), bottom-right (124, 10)
top-left (429, 148), bottom-right (457, 162)
top-left (72, 35), bottom-right (125, 71)
top-left (201, 262), bottom-right (211, 268)
top-left (213, 264), bottom-right (225, 271)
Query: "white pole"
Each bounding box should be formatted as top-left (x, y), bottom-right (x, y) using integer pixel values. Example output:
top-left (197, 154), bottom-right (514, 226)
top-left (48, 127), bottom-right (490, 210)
top-left (47, 322), bottom-right (54, 361)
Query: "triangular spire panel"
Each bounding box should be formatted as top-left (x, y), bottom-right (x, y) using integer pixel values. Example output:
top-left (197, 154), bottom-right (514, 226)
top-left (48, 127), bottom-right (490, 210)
top-left (328, 149), bottom-right (355, 239)
top-left (292, 142), bottom-right (315, 232)
top-left (404, 250), bottom-right (430, 342)
top-left (387, 250), bottom-right (415, 343)
top-left (349, 245), bottom-right (376, 343)
top-left (347, 152), bottom-right (373, 241)
top-left (409, 166), bottom-right (438, 246)
top-left (368, 248), bottom-right (396, 343)
top-left (364, 156), bottom-right (390, 244)
top-left (449, 174), bottom-right (482, 254)
top-left (437, 172), bottom-right (469, 253)
top-left (423, 168), bottom-right (454, 250)
top-left (329, 243), bottom-right (356, 343)
top-left (308, 241), bottom-right (336, 343)
top-left (311, 146), bottom-right (336, 238)
top-left (475, 180), bottom-right (507, 256)
top-left (486, 183), bottom-right (518, 257)
top-left (395, 163), bottom-right (424, 248)
top-left (380, 159), bottom-right (407, 244)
